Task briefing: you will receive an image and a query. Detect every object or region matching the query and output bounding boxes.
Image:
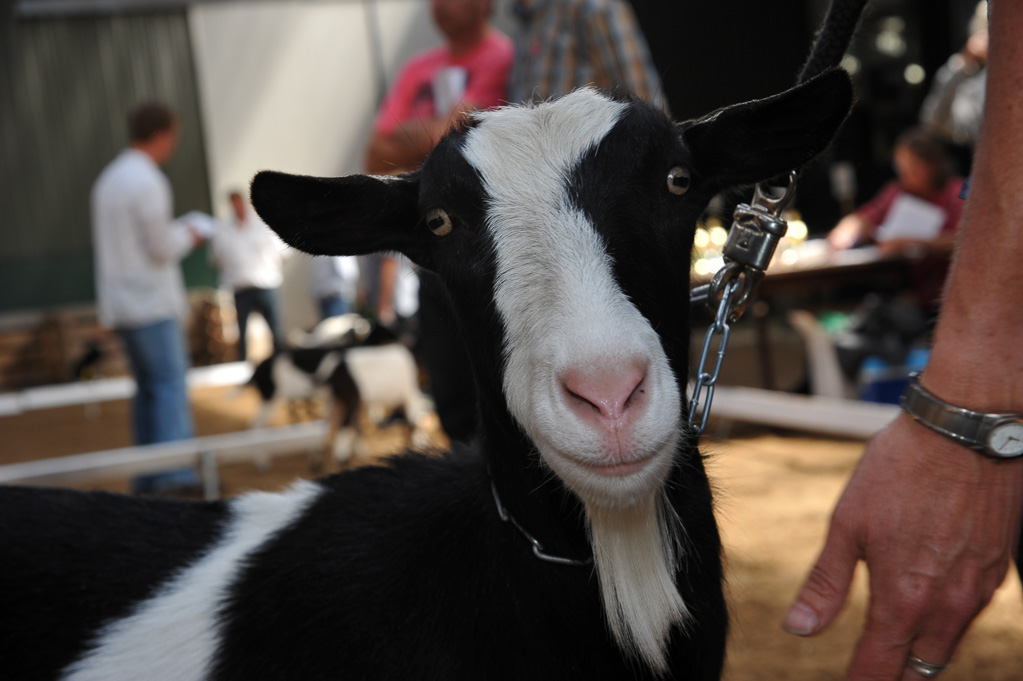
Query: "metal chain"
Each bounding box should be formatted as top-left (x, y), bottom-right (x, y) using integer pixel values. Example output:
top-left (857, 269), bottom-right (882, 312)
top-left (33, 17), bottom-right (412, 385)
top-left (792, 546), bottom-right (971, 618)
top-left (491, 481), bottom-right (592, 567)
top-left (687, 173), bottom-right (797, 436)
top-left (687, 277), bottom-right (741, 436)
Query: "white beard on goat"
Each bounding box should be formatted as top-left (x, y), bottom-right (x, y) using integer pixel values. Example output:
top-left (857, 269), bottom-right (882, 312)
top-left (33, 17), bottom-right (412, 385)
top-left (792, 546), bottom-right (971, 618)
top-left (463, 92), bottom-right (689, 674)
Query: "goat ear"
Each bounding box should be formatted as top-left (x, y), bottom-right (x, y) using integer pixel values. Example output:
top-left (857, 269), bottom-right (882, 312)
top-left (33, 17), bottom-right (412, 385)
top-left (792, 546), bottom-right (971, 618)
top-left (250, 170), bottom-right (430, 265)
top-left (680, 68), bottom-right (853, 189)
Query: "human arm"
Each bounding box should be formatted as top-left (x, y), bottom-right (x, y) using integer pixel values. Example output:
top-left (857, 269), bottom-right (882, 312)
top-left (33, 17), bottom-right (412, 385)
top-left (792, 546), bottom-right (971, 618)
top-left (376, 256), bottom-right (398, 325)
top-left (875, 230), bottom-right (957, 258)
top-left (828, 182), bottom-right (900, 250)
top-left (785, 3), bottom-right (1023, 679)
top-left (136, 178), bottom-right (202, 264)
top-left (827, 213), bottom-right (876, 250)
top-left (366, 52), bottom-right (482, 175)
top-left (920, 30), bottom-right (987, 145)
top-left (365, 102), bottom-right (472, 175)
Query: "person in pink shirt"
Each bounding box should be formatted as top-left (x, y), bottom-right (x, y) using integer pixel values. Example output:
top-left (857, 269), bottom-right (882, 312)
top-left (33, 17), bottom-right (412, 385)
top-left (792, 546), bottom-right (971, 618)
top-left (363, 0), bottom-right (512, 445)
top-left (365, 0), bottom-right (513, 175)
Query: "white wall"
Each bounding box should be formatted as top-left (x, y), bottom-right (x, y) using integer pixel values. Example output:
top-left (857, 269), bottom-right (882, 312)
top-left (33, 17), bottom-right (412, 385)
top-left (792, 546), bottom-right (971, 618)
top-left (188, 0), bottom-right (443, 332)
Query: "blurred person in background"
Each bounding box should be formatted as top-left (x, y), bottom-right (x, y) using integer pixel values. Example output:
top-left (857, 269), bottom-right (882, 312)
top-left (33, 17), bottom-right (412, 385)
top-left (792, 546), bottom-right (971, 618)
top-left (827, 128), bottom-right (965, 310)
top-left (310, 256), bottom-right (360, 321)
top-left (91, 101), bottom-right (204, 445)
top-left (507, 0), bottom-right (665, 110)
top-left (365, 0), bottom-right (512, 176)
top-left (920, 1), bottom-right (987, 170)
top-left (363, 0), bottom-right (513, 443)
top-left (210, 190), bottom-right (287, 362)
top-left (827, 127), bottom-right (964, 255)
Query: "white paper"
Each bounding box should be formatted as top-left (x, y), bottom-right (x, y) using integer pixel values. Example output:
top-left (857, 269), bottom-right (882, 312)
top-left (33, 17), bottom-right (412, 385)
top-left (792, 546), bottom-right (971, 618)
top-left (432, 66), bottom-right (468, 115)
top-left (177, 211), bottom-right (217, 239)
top-left (874, 194), bottom-right (945, 242)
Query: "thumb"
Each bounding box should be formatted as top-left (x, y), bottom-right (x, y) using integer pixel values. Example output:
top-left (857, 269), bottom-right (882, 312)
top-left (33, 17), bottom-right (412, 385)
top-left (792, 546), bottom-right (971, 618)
top-left (783, 529), bottom-right (859, 636)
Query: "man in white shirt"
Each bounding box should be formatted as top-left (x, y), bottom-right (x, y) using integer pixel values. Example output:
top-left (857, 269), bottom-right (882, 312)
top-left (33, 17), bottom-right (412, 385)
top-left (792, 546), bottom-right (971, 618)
top-left (91, 101), bottom-right (204, 445)
top-left (210, 191), bottom-right (287, 361)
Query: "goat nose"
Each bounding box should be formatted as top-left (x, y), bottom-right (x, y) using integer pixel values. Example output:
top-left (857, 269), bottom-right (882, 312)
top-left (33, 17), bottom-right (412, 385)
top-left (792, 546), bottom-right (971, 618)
top-left (560, 361), bottom-right (648, 427)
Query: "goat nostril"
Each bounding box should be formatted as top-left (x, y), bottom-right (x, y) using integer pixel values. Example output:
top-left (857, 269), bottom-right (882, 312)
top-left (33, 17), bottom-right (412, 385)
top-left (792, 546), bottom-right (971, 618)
top-left (624, 387), bottom-right (645, 410)
top-left (565, 386), bottom-right (604, 415)
top-left (560, 363), bottom-right (648, 422)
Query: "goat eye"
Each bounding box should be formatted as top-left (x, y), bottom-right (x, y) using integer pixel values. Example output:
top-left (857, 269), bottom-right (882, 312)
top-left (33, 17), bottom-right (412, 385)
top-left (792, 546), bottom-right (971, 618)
top-left (667, 166), bottom-right (691, 196)
top-left (426, 208), bottom-right (453, 237)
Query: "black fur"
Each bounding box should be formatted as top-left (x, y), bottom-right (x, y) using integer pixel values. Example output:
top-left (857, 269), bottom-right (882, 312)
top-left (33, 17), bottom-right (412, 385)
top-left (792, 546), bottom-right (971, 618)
top-left (250, 346), bottom-right (359, 412)
top-left (207, 450), bottom-right (725, 680)
top-left (0, 489), bottom-right (228, 679)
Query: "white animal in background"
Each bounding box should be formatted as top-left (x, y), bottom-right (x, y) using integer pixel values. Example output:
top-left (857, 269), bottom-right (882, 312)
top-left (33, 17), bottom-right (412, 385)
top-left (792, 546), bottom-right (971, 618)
top-left (249, 323), bottom-right (431, 467)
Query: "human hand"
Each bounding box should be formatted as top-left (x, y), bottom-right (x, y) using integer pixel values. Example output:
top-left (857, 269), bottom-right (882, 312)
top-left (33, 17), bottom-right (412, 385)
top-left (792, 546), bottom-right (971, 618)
top-left (963, 30), bottom-right (988, 66)
top-left (784, 412), bottom-right (1023, 680)
top-left (187, 225), bottom-right (207, 248)
top-left (827, 230), bottom-right (855, 251)
top-left (828, 215), bottom-right (868, 251)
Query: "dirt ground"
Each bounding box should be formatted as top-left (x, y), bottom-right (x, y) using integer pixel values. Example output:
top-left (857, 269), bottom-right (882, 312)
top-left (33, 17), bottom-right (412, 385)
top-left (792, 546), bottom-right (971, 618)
top-left (1, 387), bottom-right (1020, 679)
top-left (707, 430), bottom-right (1023, 680)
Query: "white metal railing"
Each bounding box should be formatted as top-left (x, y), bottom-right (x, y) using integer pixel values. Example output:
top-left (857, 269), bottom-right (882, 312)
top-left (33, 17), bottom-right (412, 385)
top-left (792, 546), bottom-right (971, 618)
top-left (704, 386), bottom-right (899, 439)
top-left (0, 361), bottom-right (253, 417)
top-left (0, 421), bottom-right (328, 498)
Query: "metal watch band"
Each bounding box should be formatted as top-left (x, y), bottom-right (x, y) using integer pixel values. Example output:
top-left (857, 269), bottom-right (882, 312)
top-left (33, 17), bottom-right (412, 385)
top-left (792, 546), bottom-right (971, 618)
top-left (900, 373), bottom-right (1023, 459)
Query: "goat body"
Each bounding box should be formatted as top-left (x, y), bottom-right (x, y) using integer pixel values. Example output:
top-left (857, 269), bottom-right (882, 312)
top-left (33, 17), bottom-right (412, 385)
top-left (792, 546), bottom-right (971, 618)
top-left (286, 312), bottom-right (373, 349)
top-left (0, 71), bottom-right (852, 680)
top-left (249, 323), bottom-right (429, 464)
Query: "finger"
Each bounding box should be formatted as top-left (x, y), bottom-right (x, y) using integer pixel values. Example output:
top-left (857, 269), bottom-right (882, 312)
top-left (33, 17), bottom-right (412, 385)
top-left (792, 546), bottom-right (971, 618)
top-left (846, 632), bottom-right (957, 681)
top-left (898, 588), bottom-right (982, 680)
top-left (784, 526), bottom-right (860, 636)
top-left (848, 576), bottom-right (974, 681)
top-left (902, 654), bottom-right (950, 681)
top-left (901, 648), bottom-right (953, 681)
top-left (846, 626), bottom-right (913, 681)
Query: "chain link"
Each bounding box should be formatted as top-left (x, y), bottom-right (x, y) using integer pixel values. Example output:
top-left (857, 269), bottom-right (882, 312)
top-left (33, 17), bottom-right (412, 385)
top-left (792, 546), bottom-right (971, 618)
top-left (687, 278), bottom-right (740, 436)
top-left (687, 173), bottom-right (797, 436)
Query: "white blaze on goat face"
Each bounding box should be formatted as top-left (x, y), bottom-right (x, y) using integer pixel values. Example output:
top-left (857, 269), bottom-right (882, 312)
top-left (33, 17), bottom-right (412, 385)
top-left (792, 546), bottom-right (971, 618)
top-left (462, 91), bottom-right (682, 510)
top-left (462, 92), bottom-right (689, 674)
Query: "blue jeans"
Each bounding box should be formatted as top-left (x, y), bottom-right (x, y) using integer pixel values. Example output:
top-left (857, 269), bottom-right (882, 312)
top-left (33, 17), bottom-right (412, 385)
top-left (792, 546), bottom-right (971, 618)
top-left (318, 295), bottom-right (351, 320)
top-left (234, 287), bottom-right (283, 361)
top-left (117, 318), bottom-right (195, 445)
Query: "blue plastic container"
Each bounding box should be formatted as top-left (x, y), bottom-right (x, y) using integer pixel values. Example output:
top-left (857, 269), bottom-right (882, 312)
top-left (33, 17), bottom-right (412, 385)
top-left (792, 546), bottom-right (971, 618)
top-left (858, 348), bottom-right (930, 405)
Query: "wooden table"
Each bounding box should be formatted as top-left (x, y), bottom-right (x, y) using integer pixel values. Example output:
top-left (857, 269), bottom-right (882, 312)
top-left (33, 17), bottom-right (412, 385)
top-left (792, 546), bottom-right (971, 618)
top-left (693, 243), bottom-right (951, 390)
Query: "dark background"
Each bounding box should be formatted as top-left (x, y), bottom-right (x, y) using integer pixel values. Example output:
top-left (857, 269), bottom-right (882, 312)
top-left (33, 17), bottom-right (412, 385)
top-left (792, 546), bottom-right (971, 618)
top-left (629, 0), bottom-right (982, 230)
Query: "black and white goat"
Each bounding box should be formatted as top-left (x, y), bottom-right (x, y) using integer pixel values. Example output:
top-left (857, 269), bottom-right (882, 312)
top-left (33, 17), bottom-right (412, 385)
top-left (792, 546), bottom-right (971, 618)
top-left (0, 71), bottom-right (851, 680)
top-left (248, 320), bottom-right (430, 467)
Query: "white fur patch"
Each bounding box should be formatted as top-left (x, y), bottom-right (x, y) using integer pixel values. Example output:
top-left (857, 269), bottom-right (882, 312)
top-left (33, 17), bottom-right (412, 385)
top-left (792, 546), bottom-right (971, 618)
top-left (60, 480), bottom-right (323, 681)
top-left (464, 91), bottom-right (682, 503)
top-left (589, 498), bottom-right (689, 675)
top-left (462, 90), bottom-right (688, 672)
top-left (345, 343), bottom-right (428, 425)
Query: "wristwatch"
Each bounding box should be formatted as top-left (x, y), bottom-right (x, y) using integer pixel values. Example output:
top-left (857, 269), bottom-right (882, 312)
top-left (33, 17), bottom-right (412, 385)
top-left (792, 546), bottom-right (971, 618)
top-left (901, 373), bottom-right (1023, 460)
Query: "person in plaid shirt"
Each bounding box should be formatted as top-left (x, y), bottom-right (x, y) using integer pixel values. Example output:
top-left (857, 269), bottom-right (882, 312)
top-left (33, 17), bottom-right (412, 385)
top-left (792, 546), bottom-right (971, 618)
top-left (507, 0), bottom-right (665, 110)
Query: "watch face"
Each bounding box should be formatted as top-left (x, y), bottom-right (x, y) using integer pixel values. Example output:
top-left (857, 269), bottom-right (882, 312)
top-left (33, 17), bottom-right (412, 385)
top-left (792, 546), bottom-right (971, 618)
top-left (987, 421), bottom-right (1023, 458)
